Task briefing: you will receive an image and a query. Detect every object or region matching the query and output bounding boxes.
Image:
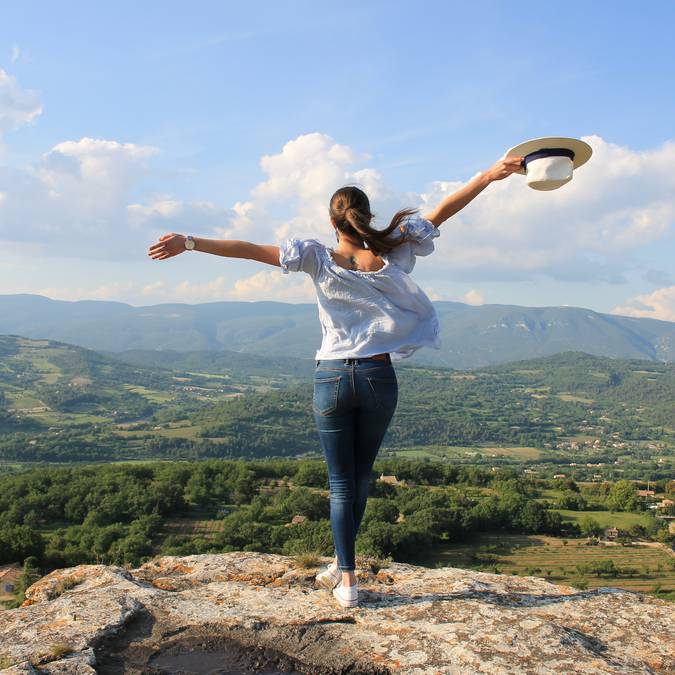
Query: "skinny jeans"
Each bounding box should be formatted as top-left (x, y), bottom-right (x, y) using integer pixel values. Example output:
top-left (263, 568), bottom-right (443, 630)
top-left (313, 357), bottom-right (398, 571)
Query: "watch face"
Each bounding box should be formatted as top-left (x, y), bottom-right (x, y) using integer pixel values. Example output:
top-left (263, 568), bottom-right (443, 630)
top-left (185, 237), bottom-right (195, 249)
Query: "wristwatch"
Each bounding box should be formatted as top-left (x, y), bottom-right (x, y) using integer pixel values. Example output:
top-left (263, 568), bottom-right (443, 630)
top-left (184, 235), bottom-right (196, 251)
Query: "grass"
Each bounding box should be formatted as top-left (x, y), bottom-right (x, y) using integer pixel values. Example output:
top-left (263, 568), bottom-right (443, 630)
top-left (554, 509), bottom-right (654, 529)
top-left (480, 446), bottom-right (542, 460)
top-left (557, 393), bottom-right (595, 404)
top-left (390, 445), bottom-right (542, 461)
top-left (293, 553), bottom-right (322, 568)
top-left (121, 384), bottom-right (174, 403)
top-left (49, 643), bottom-right (73, 659)
top-left (114, 425), bottom-right (203, 439)
top-left (162, 517), bottom-right (226, 539)
top-left (419, 533), bottom-right (675, 600)
top-left (48, 575), bottom-right (84, 600)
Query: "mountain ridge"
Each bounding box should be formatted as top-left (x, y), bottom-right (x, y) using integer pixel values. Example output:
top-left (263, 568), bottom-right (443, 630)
top-left (1, 293), bottom-right (674, 368)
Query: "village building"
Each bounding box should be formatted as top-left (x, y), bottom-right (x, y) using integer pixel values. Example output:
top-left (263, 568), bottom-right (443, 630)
top-left (284, 514), bottom-right (307, 527)
top-left (377, 474), bottom-right (407, 487)
top-left (0, 564), bottom-right (21, 602)
top-left (603, 527), bottom-right (620, 541)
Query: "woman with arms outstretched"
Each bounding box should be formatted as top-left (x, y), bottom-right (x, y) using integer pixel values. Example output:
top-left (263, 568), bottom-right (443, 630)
top-left (147, 155), bottom-right (522, 607)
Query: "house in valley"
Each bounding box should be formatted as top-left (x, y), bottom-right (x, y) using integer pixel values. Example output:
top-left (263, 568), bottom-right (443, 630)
top-left (0, 564), bottom-right (21, 601)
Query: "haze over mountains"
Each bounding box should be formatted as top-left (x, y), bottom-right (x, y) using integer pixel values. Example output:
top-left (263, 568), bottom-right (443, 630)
top-left (1, 293), bottom-right (674, 368)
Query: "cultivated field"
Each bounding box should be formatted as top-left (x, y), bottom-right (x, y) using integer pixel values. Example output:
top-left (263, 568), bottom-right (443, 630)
top-left (422, 533), bottom-right (675, 600)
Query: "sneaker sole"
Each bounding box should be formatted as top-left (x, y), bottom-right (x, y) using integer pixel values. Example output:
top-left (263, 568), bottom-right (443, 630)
top-left (332, 593), bottom-right (358, 608)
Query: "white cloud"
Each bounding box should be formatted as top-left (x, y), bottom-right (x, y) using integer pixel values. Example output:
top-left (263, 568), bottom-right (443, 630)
top-left (231, 269), bottom-right (314, 302)
top-left (416, 136), bottom-right (675, 282)
top-left (0, 68), bottom-right (42, 141)
top-left (461, 289), bottom-right (485, 305)
top-left (10, 46), bottom-right (20, 65)
top-left (34, 280), bottom-right (135, 301)
top-left (224, 132), bottom-right (401, 244)
top-left (3, 129), bottom-right (675, 301)
top-left (208, 133), bottom-right (675, 285)
top-left (1, 137), bottom-right (160, 253)
top-left (612, 286), bottom-right (675, 322)
top-left (35, 269), bottom-right (315, 304)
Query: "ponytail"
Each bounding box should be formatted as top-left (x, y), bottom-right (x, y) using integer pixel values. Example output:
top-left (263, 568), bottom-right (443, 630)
top-left (329, 186), bottom-right (417, 256)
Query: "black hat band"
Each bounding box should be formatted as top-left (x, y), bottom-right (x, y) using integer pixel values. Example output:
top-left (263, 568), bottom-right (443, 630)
top-left (523, 147), bottom-right (575, 168)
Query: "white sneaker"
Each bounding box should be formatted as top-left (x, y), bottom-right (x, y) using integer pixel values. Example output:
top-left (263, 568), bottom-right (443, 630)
top-left (332, 580), bottom-right (358, 608)
top-left (315, 558), bottom-right (341, 590)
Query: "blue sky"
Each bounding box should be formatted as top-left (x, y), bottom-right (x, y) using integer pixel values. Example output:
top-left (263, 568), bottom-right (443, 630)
top-left (1, 1), bottom-right (674, 319)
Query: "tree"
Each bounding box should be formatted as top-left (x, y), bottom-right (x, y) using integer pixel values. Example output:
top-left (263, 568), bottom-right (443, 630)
top-left (579, 516), bottom-right (602, 538)
top-left (606, 480), bottom-right (638, 512)
top-left (293, 461), bottom-right (328, 489)
top-left (12, 557), bottom-right (42, 606)
top-left (0, 525), bottom-right (44, 564)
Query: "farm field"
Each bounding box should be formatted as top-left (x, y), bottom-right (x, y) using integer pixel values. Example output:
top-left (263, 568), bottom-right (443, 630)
top-left (388, 445), bottom-right (543, 461)
top-left (554, 509), bottom-right (654, 529)
top-left (420, 534), bottom-right (675, 600)
top-left (160, 517), bottom-right (225, 540)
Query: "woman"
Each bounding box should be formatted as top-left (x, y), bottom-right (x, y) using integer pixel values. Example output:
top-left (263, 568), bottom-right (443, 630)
top-left (147, 154), bottom-right (523, 608)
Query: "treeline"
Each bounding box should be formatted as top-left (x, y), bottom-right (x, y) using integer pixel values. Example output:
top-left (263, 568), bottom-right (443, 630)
top-left (0, 460), bottom-right (571, 572)
top-left (3, 459), bottom-right (672, 584)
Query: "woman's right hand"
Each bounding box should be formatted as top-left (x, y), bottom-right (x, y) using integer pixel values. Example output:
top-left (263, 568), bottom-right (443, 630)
top-left (484, 156), bottom-right (524, 182)
top-left (148, 233), bottom-right (186, 260)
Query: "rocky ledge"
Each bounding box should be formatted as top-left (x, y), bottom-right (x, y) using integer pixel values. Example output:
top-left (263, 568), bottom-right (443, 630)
top-left (0, 552), bottom-right (673, 674)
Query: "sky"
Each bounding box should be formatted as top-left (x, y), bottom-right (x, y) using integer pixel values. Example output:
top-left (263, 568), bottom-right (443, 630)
top-left (1, 1), bottom-right (674, 320)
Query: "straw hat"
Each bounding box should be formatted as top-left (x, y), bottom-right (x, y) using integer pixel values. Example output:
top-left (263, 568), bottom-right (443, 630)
top-left (504, 137), bottom-right (593, 191)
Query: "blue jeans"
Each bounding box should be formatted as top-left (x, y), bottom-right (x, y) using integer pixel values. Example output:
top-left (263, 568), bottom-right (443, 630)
top-left (313, 357), bottom-right (398, 571)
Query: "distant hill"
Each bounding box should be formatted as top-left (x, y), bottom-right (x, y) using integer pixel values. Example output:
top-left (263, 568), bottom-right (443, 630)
top-left (1, 335), bottom-right (673, 467)
top-left (1, 293), bottom-right (674, 368)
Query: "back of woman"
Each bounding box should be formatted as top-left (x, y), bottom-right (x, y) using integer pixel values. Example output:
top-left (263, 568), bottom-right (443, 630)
top-left (147, 154), bottom-right (523, 607)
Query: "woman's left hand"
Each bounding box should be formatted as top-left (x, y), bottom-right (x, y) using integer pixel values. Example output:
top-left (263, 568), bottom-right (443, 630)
top-left (484, 156), bottom-right (524, 182)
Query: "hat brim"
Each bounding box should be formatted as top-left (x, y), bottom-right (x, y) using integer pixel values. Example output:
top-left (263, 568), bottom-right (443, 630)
top-left (504, 137), bottom-right (593, 175)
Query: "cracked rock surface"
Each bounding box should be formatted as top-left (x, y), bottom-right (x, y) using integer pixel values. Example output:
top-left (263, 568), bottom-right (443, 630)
top-left (0, 552), bottom-right (673, 674)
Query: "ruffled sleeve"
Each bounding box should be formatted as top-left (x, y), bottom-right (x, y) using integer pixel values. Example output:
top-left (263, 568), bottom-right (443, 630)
top-left (278, 237), bottom-right (324, 279)
top-left (383, 214), bottom-right (440, 273)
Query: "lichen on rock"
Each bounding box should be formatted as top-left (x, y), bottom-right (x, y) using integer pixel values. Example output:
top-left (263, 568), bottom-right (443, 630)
top-left (0, 552), bottom-right (673, 674)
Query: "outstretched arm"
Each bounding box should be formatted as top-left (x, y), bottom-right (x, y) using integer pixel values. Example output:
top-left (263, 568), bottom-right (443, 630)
top-left (148, 234), bottom-right (280, 267)
top-left (423, 156), bottom-right (523, 228)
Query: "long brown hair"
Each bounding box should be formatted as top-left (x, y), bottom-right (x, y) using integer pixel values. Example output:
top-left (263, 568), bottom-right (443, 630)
top-left (329, 186), bottom-right (417, 256)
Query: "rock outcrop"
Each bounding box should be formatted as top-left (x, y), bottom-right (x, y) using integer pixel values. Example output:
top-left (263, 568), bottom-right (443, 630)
top-left (0, 552), bottom-right (673, 674)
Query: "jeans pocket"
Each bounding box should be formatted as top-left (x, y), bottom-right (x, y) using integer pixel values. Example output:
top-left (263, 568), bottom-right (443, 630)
top-left (366, 376), bottom-right (398, 411)
top-left (313, 376), bottom-right (341, 416)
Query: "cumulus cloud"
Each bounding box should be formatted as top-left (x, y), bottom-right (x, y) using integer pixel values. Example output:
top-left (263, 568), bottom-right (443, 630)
top-left (36, 269), bottom-right (314, 304)
top-left (418, 136), bottom-right (675, 282)
top-left (612, 285), bottom-right (675, 322)
top-left (461, 289), bottom-right (485, 305)
top-left (219, 132), bottom-right (404, 244)
top-left (3, 128), bottom-right (675, 300)
top-left (1, 137), bottom-right (161, 254)
top-left (203, 133), bottom-right (675, 286)
top-left (0, 68), bottom-right (42, 141)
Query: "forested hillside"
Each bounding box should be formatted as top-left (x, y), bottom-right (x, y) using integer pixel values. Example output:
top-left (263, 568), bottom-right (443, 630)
top-left (0, 336), bottom-right (672, 481)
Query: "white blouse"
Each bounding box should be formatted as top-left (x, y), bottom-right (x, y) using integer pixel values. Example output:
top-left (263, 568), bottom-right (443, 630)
top-left (278, 214), bottom-right (441, 361)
